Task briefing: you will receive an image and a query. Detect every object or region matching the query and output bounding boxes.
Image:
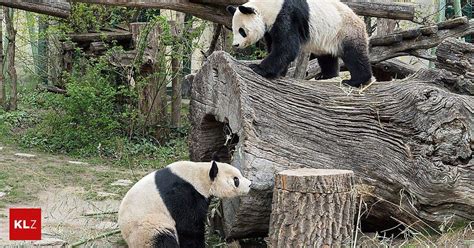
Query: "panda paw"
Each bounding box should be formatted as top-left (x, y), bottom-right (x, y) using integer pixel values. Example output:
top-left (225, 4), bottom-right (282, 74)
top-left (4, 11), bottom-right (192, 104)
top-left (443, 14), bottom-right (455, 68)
top-left (249, 64), bottom-right (279, 79)
top-left (249, 63), bottom-right (266, 77)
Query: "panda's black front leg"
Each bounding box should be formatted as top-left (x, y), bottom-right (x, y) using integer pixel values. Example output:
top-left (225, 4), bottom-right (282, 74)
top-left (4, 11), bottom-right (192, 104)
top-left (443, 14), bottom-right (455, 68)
top-left (264, 32), bottom-right (272, 53)
top-left (250, 34), bottom-right (300, 79)
top-left (340, 40), bottom-right (373, 87)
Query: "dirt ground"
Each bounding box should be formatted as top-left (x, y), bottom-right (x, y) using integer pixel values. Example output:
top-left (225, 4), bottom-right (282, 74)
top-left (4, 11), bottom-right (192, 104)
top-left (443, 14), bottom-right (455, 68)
top-left (0, 144), bottom-right (151, 247)
top-left (1, 144), bottom-right (473, 248)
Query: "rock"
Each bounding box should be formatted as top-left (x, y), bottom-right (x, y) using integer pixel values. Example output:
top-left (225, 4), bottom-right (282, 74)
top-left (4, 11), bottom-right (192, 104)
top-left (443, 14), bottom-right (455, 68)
top-left (67, 161), bottom-right (89, 165)
top-left (111, 179), bottom-right (133, 187)
top-left (97, 192), bottom-right (118, 198)
top-left (0, 147), bottom-right (3, 151)
top-left (33, 238), bottom-right (67, 247)
top-left (14, 153), bottom-right (36, 158)
top-left (0, 192), bottom-right (6, 198)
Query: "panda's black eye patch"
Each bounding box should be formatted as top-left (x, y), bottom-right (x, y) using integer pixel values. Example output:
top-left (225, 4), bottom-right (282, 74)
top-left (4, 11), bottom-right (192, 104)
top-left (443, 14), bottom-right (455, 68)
top-left (239, 28), bottom-right (247, 38)
top-left (233, 177), bottom-right (240, 187)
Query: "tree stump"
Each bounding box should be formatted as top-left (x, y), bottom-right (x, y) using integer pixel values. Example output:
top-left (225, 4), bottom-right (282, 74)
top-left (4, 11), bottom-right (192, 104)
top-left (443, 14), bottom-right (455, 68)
top-left (268, 169), bottom-right (355, 247)
top-left (189, 51), bottom-right (474, 239)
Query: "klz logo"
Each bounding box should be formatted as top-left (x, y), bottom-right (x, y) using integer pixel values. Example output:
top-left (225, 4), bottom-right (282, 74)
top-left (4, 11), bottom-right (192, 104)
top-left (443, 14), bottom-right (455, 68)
top-left (9, 208), bottom-right (41, 240)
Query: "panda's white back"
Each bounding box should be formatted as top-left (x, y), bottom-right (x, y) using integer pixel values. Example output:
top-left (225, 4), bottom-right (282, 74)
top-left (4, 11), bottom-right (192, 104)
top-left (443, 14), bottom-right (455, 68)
top-left (118, 171), bottom-right (176, 247)
top-left (304, 0), bottom-right (366, 56)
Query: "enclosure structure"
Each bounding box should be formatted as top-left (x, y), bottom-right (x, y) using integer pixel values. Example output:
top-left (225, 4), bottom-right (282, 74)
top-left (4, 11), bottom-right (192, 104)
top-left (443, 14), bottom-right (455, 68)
top-left (189, 50), bottom-right (474, 238)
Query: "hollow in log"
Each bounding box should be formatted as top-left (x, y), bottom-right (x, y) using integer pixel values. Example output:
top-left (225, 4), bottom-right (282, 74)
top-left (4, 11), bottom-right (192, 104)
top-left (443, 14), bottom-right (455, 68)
top-left (189, 51), bottom-right (474, 239)
top-left (268, 169), bottom-right (356, 247)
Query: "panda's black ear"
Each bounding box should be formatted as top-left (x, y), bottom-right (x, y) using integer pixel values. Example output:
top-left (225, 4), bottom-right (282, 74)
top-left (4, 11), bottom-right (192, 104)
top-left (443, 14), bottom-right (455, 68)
top-left (210, 161), bottom-right (219, 181)
top-left (238, 6), bottom-right (255, 15)
top-left (227, 5), bottom-right (237, 15)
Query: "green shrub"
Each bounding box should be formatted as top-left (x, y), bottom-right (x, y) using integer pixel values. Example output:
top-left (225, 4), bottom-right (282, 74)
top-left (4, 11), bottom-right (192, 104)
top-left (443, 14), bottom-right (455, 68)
top-left (20, 59), bottom-right (122, 156)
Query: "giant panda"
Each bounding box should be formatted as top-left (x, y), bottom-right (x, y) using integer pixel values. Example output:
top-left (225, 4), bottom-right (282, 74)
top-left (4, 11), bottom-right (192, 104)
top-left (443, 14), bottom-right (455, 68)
top-left (227, 0), bottom-right (373, 87)
top-left (118, 160), bottom-right (251, 248)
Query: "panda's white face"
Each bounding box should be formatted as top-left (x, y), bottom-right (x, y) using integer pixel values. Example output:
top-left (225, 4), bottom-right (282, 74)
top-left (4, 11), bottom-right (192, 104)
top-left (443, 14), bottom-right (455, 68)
top-left (228, 5), bottom-right (266, 49)
top-left (210, 162), bottom-right (252, 198)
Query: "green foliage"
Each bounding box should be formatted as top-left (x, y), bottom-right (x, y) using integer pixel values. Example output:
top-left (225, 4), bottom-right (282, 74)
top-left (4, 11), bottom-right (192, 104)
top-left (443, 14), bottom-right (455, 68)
top-left (1, 7), bottom-right (205, 165)
top-left (63, 4), bottom-right (138, 33)
top-left (232, 42), bottom-right (268, 60)
top-left (20, 59), bottom-right (123, 155)
top-left (0, 109), bottom-right (39, 143)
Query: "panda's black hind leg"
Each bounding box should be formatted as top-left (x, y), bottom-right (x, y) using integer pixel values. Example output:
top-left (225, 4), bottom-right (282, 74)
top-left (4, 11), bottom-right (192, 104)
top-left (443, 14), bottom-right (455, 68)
top-left (312, 54), bottom-right (340, 80)
top-left (152, 232), bottom-right (179, 248)
top-left (340, 41), bottom-right (373, 87)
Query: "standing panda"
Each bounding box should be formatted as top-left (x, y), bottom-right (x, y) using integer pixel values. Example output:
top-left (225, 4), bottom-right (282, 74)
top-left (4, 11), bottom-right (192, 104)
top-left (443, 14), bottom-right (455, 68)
top-left (227, 0), bottom-right (373, 87)
top-left (118, 160), bottom-right (251, 248)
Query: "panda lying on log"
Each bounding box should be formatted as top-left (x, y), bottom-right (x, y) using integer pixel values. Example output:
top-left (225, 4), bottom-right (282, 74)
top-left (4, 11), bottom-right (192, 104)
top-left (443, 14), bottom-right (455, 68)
top-left (227, 0), bottom-right (373, 87)
top-left (118, 160), bottom-right (251, 248)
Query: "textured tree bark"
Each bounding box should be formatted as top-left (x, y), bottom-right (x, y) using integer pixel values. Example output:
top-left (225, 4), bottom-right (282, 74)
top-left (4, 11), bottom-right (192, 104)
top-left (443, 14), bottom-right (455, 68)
top-left (5, 7), bottom-right (17, 111)
top-left (189, 51), bottom-right (474, 239)
top-left (0, 0), bottom-right (70, 18)
top-left (436, 38), bottom-right (473, 78)
top-left (289, 52), bottom-right (310, 79)
top-left (38, 17), bottom-right (50, 85)
top-left (0, 8), bottom-right (4, 109)
top-left (71, 0), bottom-right (415, 26)
top-left (171, 18), bottom-right (184, 128)
top-left (376, 0), bottom-right (396, 36)
top-left (370, 18), bottom-right (474, 63)
top-left (67, 31), bottom-right (132, 43)
top-left (268, 169), bottom-right (356, 248)
top-left (130, 22), bottom-right (168, 138)
top-left (435, 38), bottom-right (473, 95)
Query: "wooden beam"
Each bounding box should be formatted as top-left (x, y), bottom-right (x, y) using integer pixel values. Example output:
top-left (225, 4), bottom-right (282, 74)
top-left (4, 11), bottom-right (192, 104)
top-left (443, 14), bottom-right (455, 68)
top-left (344, 2), bottom-right (414, 20)
top-left (71, 0), bottom-right (414, 26)
top-left (0, 1), bottom-right (70, 18)
top-left (69, 0), bottom-right (231, 26)
top-left (68, 31), bottom-right (132, 43)
top-left (370, 19), bottom-right (474, 63)
top-left (190, 0), bottom-right (246, 4)
top-left (191, 0), bottom-right (416, 20)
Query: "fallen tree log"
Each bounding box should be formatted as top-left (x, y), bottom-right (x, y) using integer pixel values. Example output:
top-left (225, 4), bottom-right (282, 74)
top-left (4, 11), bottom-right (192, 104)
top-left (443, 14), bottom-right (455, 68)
top-left (370, 18), bottom-right (474, 63)
top-left (285, 18), bottom-right (474, 81)
top-left (0, 0), bottom-right (70, 18)
top-left (71, 0), bottom-right (415, 26)
top-left (435, 38), bottom-right (474, 95)
top-left (67, 31), bottom-right (133, 43)
top-left (190, 0), bottom-right (416, 20)
top-left (436, 38), bottom-right (474, 78)
top-left (189, 51), bottom-right (474, 239)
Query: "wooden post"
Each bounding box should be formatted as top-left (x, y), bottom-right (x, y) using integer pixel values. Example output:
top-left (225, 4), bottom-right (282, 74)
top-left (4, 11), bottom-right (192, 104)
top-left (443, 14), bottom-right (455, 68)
top-left (38, 16), bottom-right (49, 85)
top-left (130, 22), bottom-right (168, 137)
top-left (171, 20), bottom-right (182, 128)
top-left (0, 8), bottom-right (4, 109)
top-left (289, 52), bottom-right (310, 79)
top-left (376, 0), bottom-right (396, 36)
top-left (431, 0), bottom-right (447, 68)
top-left (5, 7), bottom-right (17, 111)
top-left (268, 169), bottom-right (356, 247)
top-left (453, 0), bottom-right (462, 17)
